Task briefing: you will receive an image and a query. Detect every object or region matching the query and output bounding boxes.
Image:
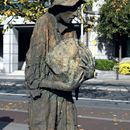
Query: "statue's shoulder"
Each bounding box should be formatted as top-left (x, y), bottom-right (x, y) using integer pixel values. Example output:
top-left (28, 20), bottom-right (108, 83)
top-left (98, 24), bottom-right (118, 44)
top-left (38, 12), bottom-right (56, 22)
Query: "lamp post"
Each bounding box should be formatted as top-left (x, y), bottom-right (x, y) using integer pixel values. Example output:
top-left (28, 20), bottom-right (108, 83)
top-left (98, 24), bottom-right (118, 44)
top-left (81, 4), bottom-right (84, 44)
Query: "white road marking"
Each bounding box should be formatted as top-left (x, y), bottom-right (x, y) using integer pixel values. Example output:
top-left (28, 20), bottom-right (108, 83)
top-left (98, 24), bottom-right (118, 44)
top-left (0, 92), bottom-right (28, 97)
top-left (78, 97), bottom-right (130, 103)
top-left (78, 115), bottom-right (130, 123)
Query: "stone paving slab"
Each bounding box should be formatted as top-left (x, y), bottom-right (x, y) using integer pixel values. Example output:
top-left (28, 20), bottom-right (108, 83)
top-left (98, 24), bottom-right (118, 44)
top-left (1, 122), bottom-right (29, 130)
top-left (0, 100), bottom-right (28, 112)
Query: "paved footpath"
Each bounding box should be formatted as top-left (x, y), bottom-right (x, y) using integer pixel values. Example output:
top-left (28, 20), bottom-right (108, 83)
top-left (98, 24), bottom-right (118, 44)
top-left (0, 70), bottom-right (130, 130)
top-left (0, 123), bottom-right (28, 130)
top-left (0, 100), bottom-right (28, 130)
top-left (1, 100), bottom-right (130, 130)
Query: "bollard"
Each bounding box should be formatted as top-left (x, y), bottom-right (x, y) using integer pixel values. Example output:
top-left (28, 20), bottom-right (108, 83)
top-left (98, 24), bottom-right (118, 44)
top-left (114, 64), bottom-right (119, 80)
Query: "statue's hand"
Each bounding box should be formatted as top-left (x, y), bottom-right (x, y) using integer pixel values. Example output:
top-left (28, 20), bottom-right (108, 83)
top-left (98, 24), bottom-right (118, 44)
top-left (39, 79), bottom-right (76, 91)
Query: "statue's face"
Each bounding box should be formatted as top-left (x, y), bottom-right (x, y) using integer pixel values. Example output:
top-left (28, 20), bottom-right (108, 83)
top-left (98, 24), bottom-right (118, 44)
top-left (58, 11), bottom-right (79, 25)
top-left (52, 0), bottom-right (79, 6)
top-left (70, 11), bottom-right (81, 24)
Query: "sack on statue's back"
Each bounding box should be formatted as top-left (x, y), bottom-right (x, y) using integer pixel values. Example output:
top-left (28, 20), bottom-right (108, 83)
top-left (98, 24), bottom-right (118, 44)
top-left (46, 38), bottom-right (95, 90)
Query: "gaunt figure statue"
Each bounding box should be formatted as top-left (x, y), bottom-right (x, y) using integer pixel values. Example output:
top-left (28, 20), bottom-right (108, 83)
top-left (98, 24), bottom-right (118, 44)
top-left (25, 0), bottom-right (95, 130)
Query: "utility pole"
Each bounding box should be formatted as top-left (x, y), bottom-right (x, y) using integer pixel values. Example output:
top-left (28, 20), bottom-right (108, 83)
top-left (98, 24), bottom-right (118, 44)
top-left (81, 4), bottom-right (84, 44)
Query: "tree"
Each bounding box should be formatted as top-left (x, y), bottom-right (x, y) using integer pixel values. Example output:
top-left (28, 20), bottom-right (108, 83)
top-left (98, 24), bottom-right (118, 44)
top-left (0, 0), bottom-right (49, 23)
top-left (97, 0), bottom-right (130, 60)
top-left (0, 0), bottom-right (97, 30)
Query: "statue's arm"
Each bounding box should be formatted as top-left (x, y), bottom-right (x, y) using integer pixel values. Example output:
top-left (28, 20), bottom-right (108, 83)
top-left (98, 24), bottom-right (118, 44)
top-left (39, 80), bottom-right (74, 91)
top-left (25, 61), bottom-right (41, 90)
top-left (25, 57), bottom-right (79, 91)
top-left (25, 64), bottom-right (79, 91)
top-left (38, 70), bottom-right (85, 91)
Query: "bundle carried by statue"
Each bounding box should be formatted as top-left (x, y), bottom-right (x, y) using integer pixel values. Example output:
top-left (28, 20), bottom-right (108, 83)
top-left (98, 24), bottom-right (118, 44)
top-left (45, 38), bottom-right (95, 91)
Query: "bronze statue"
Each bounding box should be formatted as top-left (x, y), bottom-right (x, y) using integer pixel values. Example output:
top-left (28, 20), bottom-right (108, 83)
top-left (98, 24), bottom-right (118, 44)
top-left (25, 0), bottom-right (95, 130)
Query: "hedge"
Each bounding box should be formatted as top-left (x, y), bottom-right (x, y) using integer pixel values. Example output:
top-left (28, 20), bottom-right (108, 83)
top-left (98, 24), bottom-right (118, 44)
top-left (95, 59), bottom-right (117, 71)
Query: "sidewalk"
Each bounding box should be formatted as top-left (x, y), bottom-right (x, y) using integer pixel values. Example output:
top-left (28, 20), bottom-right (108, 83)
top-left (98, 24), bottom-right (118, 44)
top-left (0, 70), bottom-right (130, 130)
top-left (0, 71), bottom-right (25, 80)
top-left (0, 70), bottom-right (130, 81)
top-left (0, 70), bottom-right (130, 92)
top-left (86, 70), bottom-right (130, 86)
top-left (0, 71), bottom-right (27, 130)
top-left (82, 70), bottom-right (130, 92)
top-left (1, 123), bottom-right (28, 130)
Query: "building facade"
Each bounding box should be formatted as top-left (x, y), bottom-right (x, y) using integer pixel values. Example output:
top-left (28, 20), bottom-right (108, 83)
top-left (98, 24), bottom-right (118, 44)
top-left (87, 0), bottom-right (130, 60)
top-left (0, 16), bottom-right (34, 73)
top-left (0, 0), bottom-right (130, 73)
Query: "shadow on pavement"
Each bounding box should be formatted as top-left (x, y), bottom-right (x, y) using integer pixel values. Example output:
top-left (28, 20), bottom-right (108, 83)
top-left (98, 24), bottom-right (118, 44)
top-left (0, 117), bottom-right (14, 129)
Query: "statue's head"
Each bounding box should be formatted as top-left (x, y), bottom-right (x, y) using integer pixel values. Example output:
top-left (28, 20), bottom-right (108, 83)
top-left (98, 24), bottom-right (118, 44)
top-left (48, 0), bottom-right (86, 37)
top-left (52, 0), bottom-right (79, 6)
top-left (49, 0), bottom-right (86, 16)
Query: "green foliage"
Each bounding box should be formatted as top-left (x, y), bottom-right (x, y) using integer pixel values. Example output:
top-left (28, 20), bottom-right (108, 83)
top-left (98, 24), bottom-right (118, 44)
top-left (0, 0), bottom-right (49, 33)
top-left (1, 0), bottom-right (49, 22)
top-left (0, 0), bottom-right (97, 33)
top-left (82, 0), bottom-right (98, 32)
top-left (95, 59), bottom-right (117, 70)
top-left (97, 0), bottom-right (130, 42)
top-left (0, 0), bottom-right (97, 23)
